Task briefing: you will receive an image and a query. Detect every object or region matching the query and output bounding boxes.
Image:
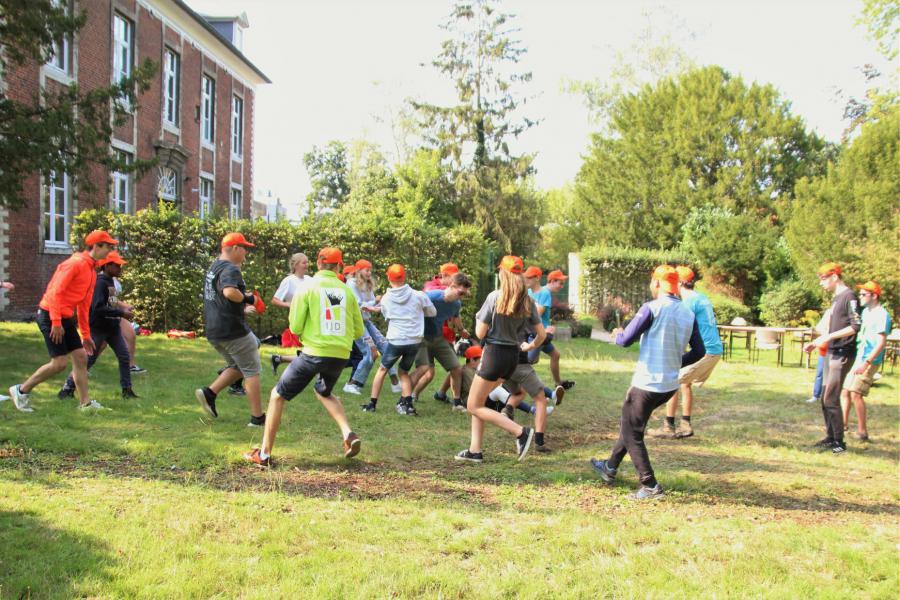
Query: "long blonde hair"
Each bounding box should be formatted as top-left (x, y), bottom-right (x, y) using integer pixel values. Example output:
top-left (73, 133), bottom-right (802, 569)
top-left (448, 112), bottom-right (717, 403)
top-left (496, 269), bottom-right (532, 318)
top-left (354, 269), bottom-right (377, 294)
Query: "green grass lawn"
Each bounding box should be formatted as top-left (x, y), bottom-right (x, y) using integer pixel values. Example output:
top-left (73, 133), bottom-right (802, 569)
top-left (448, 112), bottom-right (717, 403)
top-left (0, 321), bottom-right (897, 599)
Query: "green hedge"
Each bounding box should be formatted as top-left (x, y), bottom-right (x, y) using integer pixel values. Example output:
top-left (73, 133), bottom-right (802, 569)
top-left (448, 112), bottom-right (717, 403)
top-left (72, 205), bottom-right (491, 334)
top-left (758, 279), bottom-right (821, 326)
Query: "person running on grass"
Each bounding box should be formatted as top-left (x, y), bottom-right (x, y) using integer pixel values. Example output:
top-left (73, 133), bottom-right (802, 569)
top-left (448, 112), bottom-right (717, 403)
top-left (57, 251), bottom-right (138, 401)
top-left (840, 281), bottom-right (890, 442)
top-left (270, 252), bottom-right (313, 374)
top-left (243, 247), bottom-right (365, 467)
top-left (590, 265), bottom-right (705, 500)
top-left (523, 266), bottom-right (575, 390)
top-left (362, 263), bottom-right (436, 415)
top-left (803, 262), bottom-right (861, 454)
top-left (647, 265), bottom-right (722, 440)
top-left (195, 233), bottom-right (266, 427)
top-left (8, 230), bottom-right (116, 412)
top-left (455, 255), bottom-right (545, 464)
top-left (492, 361), bottom-right (562, 452)
top-left (490, 380), bottom-right (558, 419)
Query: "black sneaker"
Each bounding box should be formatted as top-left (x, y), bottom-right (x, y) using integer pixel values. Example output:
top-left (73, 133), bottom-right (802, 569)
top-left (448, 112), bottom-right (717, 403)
top-left (452, 398), bottom-right (467, 412)
top-left (396, 398), bottom-right (417, 416)
top-left (502, 404), bottom-right (515, 421)
top-left (361, 401), bottom-right (377, 412)
top-left (454, 450), bottom-right (484, 463)
top-left (248, 413), bottom-right (266, 427)
top-left (535, 442), bottom-right (551, 453)
top-left (271, 354), bottom-right (282, 375)
top-left (195, 387), bottom-right (218, 418)
top-left (832, 441), bottom-right (847, 454)
top-left (433, 391), bottom-right (449, 403)
top-left (560, 380), bottom-right (575, 390)
top-left (516, 427), bottom-right (535, 461)
top-left (121, 387), bottom-right (140, 399)
top-left (57, 386), bottom-right (75, 400)
top-left (590, 458), bottom-right (617, 483)
top-left (813, 437), bottom-right (834, 450)
top-left (130, 365), bottom-right (148, 375)
top-left (228, 383), bottom-right (246, 396)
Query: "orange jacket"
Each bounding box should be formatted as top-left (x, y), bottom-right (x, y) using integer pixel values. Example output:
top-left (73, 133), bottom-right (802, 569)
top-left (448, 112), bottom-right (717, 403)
top-left (39, 251), bottom-right (98, 338)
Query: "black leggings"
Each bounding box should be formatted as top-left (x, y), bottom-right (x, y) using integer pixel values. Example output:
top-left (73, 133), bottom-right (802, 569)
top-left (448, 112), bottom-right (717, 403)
top-left (607, 386), bottom-right (677, 487)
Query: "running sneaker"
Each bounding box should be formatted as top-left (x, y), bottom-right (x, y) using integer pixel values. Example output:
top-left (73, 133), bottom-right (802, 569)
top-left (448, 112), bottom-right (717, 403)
top-left (228, 384), bottom-right (246, 396)
top-left (804, 396), bottom-right (819, 404)
top-left (629, 484), bottom-right (665, 500)
top-left (452, 399), bottom-right (467, 412)
top-left (554, 385), bottom-right (565, 407)
top-left (535, 442), bottom-right (551, 453)
top-left (270, 355), bottom-right (282, 375)
top-left (58, 386), bottom-right (75, 400)
top-left (8, 385), bottom-right (34, 413)
top-left (545, 405), bottom-right (555, 416)
top-left (343, 432), bottom-right (361, 458)
top-left (396, 398), bottom-right (417, 416)
top-left (516, 427), bottom-right (535, 461)
top-left (243, 448), bottom-right (272, 468)
top-left (813, 437), bottom-right (834, 449)
top-left (832, 441), bottom-right (847, 454)
top-left (560, 380), bottom-right (575, 390)
top-left (502, 404), bottom-right (515, 421)
top-left (130, 365), bottom-right (148, 374)
top-left (675, 420), bottom-right (694, 439)
top-left (195, 388), bottom-right (218, 418)
top-left (647, 422), bottom-right (677, 439)
top-left (361, 401), bottom-right (377, 412)
top-left (78, 400), bottom-right (105, 411)
top-left (590, 458), bottom-right (617, 483)
top-left (342, 382), bottom-right (362, 396)
top-left (454, 449), bottom-right (484, 463)
top-left (247, 413), bottom-right (266, 427)
top-left (391, 382), bottom-right (402, 393)
top-left (854, 432), bottom-right (870, 442)
top-left (433, 391), bottom-right (449, 403)
top-left (121, 387), bottom-right (140, 399)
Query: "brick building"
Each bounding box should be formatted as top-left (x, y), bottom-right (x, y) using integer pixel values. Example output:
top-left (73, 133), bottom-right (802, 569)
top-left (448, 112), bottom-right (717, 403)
top-left (0, 0), bottom-right (270, 318)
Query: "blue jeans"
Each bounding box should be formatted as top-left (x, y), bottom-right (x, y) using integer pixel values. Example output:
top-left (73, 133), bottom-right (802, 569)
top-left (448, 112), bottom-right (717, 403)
top-left (812, 355), bottom-right (825, 399)
top-left (351, 319), bottom-right (397, 384)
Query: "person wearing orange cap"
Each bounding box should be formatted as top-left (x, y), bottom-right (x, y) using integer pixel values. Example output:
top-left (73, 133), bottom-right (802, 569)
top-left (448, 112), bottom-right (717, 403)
top-left (803, 262), bottom-right (861, 454)
top-left (454, 255), bottom-right (544, 463)
top-left (590, 265), bottom-right (705, 500)
top-left (57, 251), bottom-right (138, 401)
top-left (8, 230), bottom-right (116, 413)
top-left (195, 233), bottom-right (266, 427)
top-left (244, 247), bottom-right (365, 467)
top-left (423, 262), bottom-right (459, 291)
top-left (523, 266), bottom-right (575, 391)
top-left (647, 265), bottom-right (722, 440)
top-left (840, 281), bottom-right (891, 442)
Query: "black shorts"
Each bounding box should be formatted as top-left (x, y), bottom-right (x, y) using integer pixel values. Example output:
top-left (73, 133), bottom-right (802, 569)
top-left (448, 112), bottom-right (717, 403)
top-left (276, 354), bottom-right (347, 401)
top-left (381, 342), bottom-right (421, 372)
top-left (476, 343), bottom-right (520, 382)
top-left (36, 309), bottom-right (82, 358)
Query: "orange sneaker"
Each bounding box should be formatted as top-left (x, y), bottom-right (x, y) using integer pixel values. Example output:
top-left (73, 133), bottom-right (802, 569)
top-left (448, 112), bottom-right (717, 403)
top-left (243, 448), bottom-right (272, 468)
top-left (343, 432), bottom-right (361, 458)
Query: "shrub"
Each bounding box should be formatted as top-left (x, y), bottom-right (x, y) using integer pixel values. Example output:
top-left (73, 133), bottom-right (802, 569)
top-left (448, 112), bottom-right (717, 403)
top-left (696, 280), bottom-right (753, 324)
top-left (758, 279), bottom-right (821, 326)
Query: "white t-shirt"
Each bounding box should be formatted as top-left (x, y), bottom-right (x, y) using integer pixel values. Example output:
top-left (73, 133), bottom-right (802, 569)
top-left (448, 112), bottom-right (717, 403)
top-left (273, 274), bottom-right (312, 303)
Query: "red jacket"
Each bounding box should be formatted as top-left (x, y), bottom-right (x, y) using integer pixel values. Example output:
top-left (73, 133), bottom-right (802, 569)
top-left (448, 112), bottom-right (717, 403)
top-left (39, 251), bottom-right (98, 338)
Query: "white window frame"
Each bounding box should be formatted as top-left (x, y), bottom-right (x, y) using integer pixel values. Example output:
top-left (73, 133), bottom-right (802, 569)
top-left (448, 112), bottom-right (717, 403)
top-left (45, 171), bottom-right (71, 248)
top-left (111, 151), bottom-right (132, 214)
top-left (230, 187), bottom-right (242, 220)
top-left (163, 49), bottom-right (180, 128)
top-left (231, 95), bottom-right (243, 159)
top-left (201, 75), bottom-right (215, 146)
top-left (113, 13), bottom-right (134, 109)
top-left (199, 176), bottom-right (213, 218)
top-left (45, 0), bottom-right (73, 82)
top-left (157, 166), bottom-right (178, 204)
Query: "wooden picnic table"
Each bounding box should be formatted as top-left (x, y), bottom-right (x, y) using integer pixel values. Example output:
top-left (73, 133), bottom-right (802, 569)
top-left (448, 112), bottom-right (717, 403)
top-left (717, 325), bottom-right (812, 367)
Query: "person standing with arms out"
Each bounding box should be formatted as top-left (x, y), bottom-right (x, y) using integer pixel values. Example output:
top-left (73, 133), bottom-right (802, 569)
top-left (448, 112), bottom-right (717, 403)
top-left (804, 262), bottom-right (861, 454)
top-left (244, 248), bottom-right (365, 467)
top-left (57, 251), bottom-right (138, 400)
top-left (648, 266), bottom-right (722, 439)
top-left (270, 252), bottom-right (313, 374)
top-left (590, 265), bottom-right (705, 500)
top-left (8, 230), bottom-right (116, 412)
top-left (455, 256), bottom-right (545, 464)
top-left (195, 233), bottom-right (266, 427)
top-left (841, 281), bottom-right (890, 442)
top-left (523, 267), bottom-right (575, 391)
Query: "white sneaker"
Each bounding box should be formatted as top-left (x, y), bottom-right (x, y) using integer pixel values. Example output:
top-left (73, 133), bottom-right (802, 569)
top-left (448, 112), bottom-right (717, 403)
top-left (805, 396), bottom-right (819, 404)
top-left (78, 400), bottom-right (105, 411)
top-left (9, 385), bottom-right (34, 413)
top-left (0, 394), bottom-right (9, 402)
top-left (342, 383), bottom-right (362, 395)
top-left (546, 405), bottom-right (555, 416)
top-left (390, 382), bottom-right (402, 393)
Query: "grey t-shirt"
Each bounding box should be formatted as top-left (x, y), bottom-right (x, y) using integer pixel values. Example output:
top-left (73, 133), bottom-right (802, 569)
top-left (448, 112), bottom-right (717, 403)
top-left (475, 290), bottom-right (541, 347)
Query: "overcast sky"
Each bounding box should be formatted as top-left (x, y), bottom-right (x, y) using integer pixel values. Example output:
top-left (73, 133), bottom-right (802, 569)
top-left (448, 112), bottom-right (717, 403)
top-left (187, 0), bottom-right (888, 219)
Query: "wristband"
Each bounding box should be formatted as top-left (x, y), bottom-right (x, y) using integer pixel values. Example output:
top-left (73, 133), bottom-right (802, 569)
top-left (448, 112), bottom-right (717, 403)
top-left (243, 293), bottom-right (256, 305)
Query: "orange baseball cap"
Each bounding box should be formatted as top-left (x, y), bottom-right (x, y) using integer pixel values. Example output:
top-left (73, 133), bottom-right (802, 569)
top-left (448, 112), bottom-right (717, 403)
top-left (498, 255), bottom-right (524, 274)
top-left (857, 281), bottom-right (882, 296)
top-left (221, 232), bottom-right (254, 249)
top-left (440, 263), bottom-right (459, 275)
top-left (547, 270), bottom-right (568, 282)
top-left (342, 265), bottom-right (358, 277)
top-left (99, 251), bottom-right (127, 266)
top-left (524, 266), bottom-right (543, 279)
top-left (317, 247), bottom-right (344, 265)
top-left (386, 264), bottom-right (406, 283)
top-left (676, 265), bottom-right (695, 283)
top-left (464, 345), bottom-right (483, 360)
top-left (84, 230), bottom-right (118, 246)
top-left (355, 259), bottom-right (372, 270)
top-left (337, 273), bottom-right (346, 283)
top-left (652, 265), bottom-right (680, 294)
top-left (817, 262), bottom-right (841, 277)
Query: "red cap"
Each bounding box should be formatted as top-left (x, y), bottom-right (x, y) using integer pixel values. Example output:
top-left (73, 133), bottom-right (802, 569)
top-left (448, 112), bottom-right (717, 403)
top-left (523, 266), bottom-right (543, 279)
top-left (547, 270), bottom-right (568, 282)
top-left (817, 262), bottom-right (841, 277)
top-left (337, 273), bottom-right (346, 283)
top-left (857, 281), bottom-right (882, 296)
top-left (99, 251), bottom-right (127, 267)
top-left (221, 232), bottom-right (255, 249)
top-left (464, 346), bottom-right (483, 360)
top-left (440, 263), bottom-right (459, 275)
top-left (676, 266), bottom-right (695, 283)
top-left (386, 264), bottom-right (406, 283)
top-left (498, 255), bottom-right (524, 274)
top-left (317, 247), bottom-right (344, 265)
top-left (342, 265), bottom-right (358, 277)
top-left (354, 259), bottom-right (372, 271)
top-left (84, 230), bottom-right (118, 246)
top-left (653, 265), bottom-right (679, 294)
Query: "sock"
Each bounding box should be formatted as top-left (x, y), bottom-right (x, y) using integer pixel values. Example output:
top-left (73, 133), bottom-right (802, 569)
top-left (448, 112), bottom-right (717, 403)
top-left (535, 432), bottom-right (545, 446)
top-left (453, 397), bottom-right (461, 404)
top-left (643, 477), bottom-right (659, 489)
top-left (435, 390), bottom-right (447, 399)
top-left (544, 386), bottom-right (554, 400)
top-left (665, 416), bottom-right (675, 427)
top-left (682, 415), bottom-right (691, 423)
top-left (203, 387), bottom-right (217, 401)
top-left (259, 450), bottom-right (270, 460)
top-left (369, 397), bottom-right (377, 406)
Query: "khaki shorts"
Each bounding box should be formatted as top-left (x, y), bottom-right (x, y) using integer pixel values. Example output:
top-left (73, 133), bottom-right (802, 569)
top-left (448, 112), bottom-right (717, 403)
top-left (678, 353), bottom-right (720, 386)
top-left (415, 335), bottom-right (460, 371)
top-left (502, 363), bottom-right (545, 398)
top-left (843, 361), bottom-right (879, 396)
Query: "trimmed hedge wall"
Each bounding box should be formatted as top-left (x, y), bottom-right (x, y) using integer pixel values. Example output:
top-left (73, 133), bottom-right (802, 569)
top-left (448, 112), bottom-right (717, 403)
top-left (72, 205), bottom-right (491, 334)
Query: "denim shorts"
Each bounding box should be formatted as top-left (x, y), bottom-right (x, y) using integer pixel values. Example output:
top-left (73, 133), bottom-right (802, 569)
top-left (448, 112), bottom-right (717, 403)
top-left (380, 342), bottom-right (421, 372)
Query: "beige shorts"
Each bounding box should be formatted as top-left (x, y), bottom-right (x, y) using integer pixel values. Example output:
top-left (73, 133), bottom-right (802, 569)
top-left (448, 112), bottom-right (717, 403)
top-left (679, 354), bottom-right (720, 386)
top-left (842, 361), bottom-right (879, 396)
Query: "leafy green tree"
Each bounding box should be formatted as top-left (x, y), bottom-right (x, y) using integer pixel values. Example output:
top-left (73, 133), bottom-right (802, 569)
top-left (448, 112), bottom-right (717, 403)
top-left (303, 141), bottom-right (351, 215)
top-left (574, 66), bottom-right (826, 250)
top-left (0, 0), bottom-right (158, 209)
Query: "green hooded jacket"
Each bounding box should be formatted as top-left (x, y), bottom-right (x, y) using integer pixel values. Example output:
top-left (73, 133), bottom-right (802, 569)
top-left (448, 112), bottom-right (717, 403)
top-left (289, 269), bottom-right (364, 359)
